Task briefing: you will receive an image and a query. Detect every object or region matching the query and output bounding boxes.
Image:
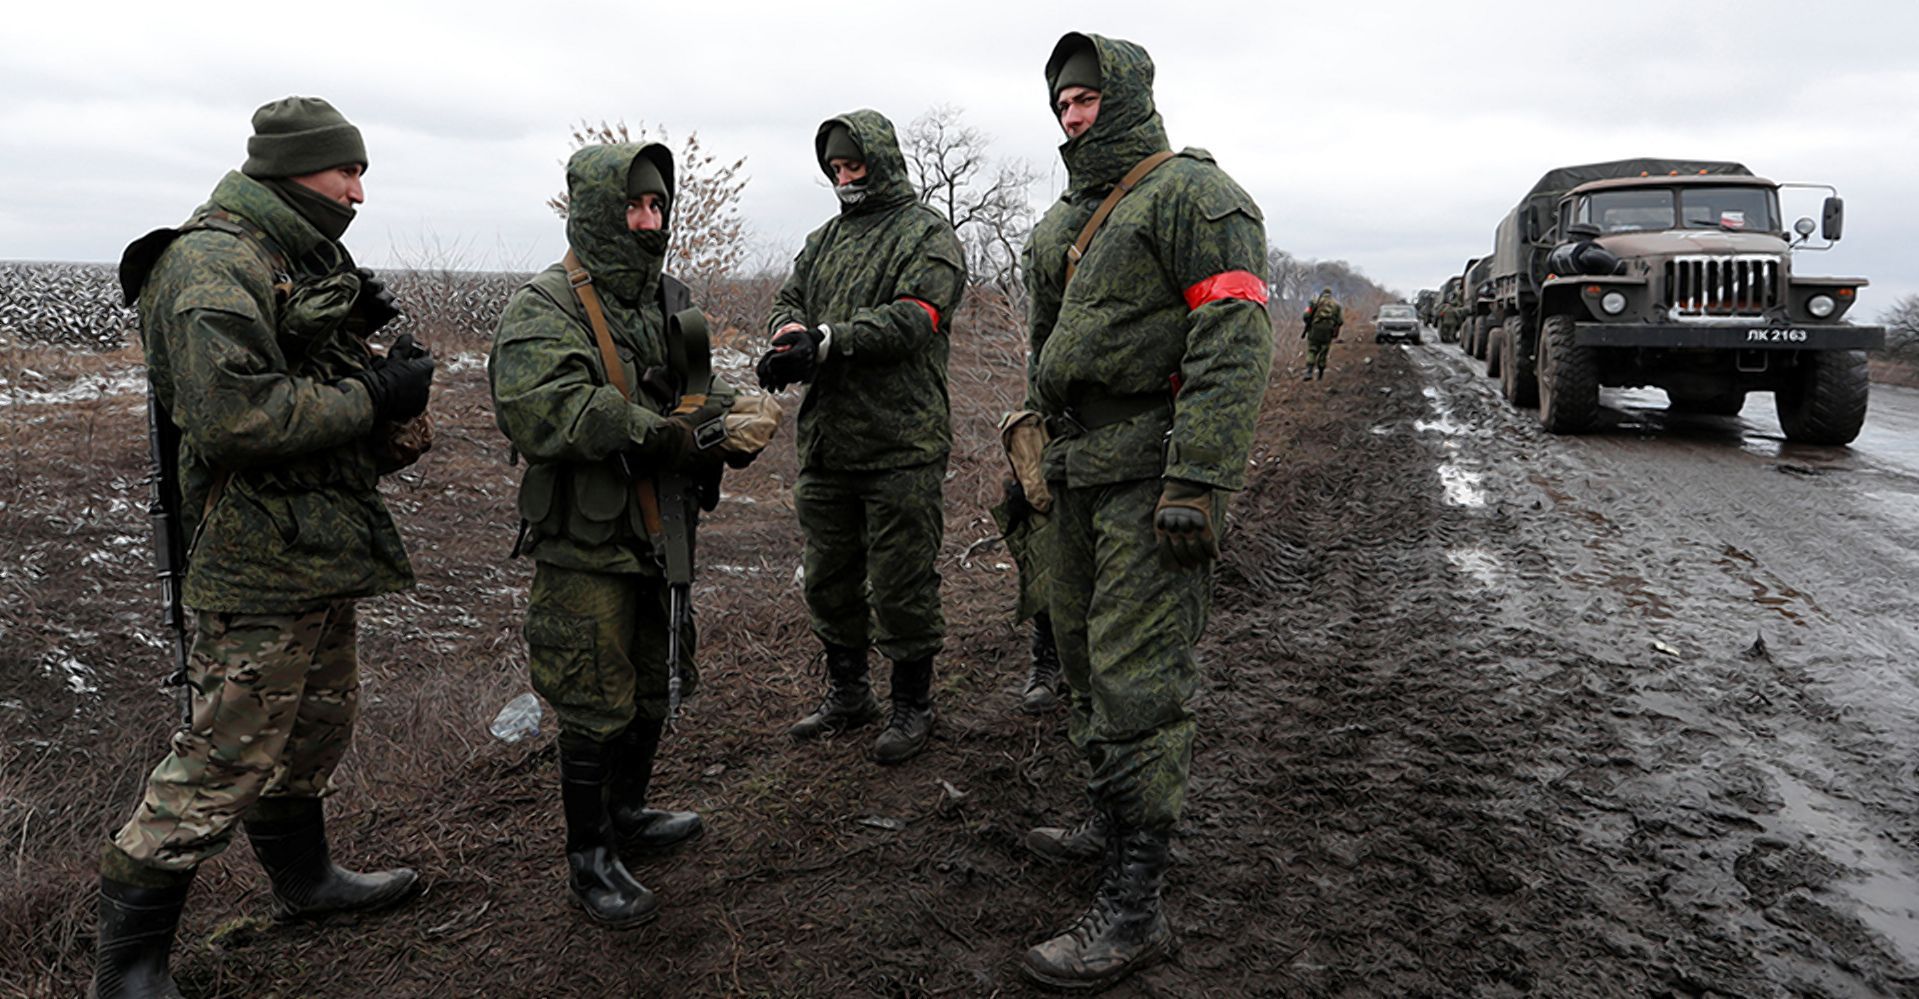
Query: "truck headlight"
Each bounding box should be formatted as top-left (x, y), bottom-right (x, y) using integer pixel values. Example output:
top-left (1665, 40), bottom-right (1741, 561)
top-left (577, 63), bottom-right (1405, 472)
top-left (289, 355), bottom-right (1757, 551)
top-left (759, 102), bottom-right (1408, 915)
top-left (1807, 294), bottom-right (1836, 318)
top-left (1601, 291), bottom-right (1628, 315)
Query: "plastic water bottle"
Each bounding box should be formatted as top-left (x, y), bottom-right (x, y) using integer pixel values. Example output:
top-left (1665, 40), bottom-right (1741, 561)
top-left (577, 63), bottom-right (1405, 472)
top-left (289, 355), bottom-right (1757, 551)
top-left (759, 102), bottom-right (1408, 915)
top-left (489, 692), bottom-right (543, 743)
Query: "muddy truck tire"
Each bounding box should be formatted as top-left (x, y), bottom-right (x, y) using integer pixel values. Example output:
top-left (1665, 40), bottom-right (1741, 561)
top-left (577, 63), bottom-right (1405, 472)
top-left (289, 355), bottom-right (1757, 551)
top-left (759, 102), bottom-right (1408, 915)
top-left (1484, 323), bottom-right (1504, 379)
top-left (1776, 349), bottom-right (1870, 445)
top-left (1500, 317), bottom-right (1538, 408)
top-left (1536, 315), bottom-right (1597, 433)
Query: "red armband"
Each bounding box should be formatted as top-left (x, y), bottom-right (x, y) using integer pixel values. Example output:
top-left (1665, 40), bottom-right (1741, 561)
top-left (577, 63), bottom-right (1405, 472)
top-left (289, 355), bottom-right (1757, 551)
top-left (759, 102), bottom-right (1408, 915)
top-left (1184, 271), bottom-right (1269, 310)
top-left (898, 297), bottom-right (941, 331)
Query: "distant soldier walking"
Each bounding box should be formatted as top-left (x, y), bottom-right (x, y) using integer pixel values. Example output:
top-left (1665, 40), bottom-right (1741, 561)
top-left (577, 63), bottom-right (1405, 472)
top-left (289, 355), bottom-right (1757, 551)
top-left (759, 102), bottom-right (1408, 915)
top-left (1018, 32), bottom-right (1272, 990)
top-left (1302, 286), bottom-right (1343, 380)
top-left (102, 96), bottom-right (434, 998)
top-left (1436, 292), bottom-right (1463, 345)
top-left (491, 142), bottom-right (771, 928)
top-left (756, 111), bottom-right (968, 765)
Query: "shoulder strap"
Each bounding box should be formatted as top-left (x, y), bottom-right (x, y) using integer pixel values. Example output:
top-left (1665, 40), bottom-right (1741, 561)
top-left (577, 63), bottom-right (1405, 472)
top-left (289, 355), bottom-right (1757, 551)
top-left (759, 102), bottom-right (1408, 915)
top-left (563, 249), bottom-right (664, 538)
top-left (1066, 150), bottom-right (1177, 284)
top-left (564, 250), bottom-right (633, 401)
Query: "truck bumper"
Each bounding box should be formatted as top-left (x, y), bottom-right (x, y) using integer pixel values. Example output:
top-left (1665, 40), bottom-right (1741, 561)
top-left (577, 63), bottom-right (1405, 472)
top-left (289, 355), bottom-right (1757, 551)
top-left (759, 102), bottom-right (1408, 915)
top-left (1573, 322), bottom-right (1886, 350)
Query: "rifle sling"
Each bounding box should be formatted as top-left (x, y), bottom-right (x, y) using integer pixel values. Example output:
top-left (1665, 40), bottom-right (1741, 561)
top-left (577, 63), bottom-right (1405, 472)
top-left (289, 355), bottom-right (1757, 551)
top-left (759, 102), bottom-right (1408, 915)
top-left (1065, 150), bottom-right (1176, 285)
top-left (564, 250), bottom-right (665, 538)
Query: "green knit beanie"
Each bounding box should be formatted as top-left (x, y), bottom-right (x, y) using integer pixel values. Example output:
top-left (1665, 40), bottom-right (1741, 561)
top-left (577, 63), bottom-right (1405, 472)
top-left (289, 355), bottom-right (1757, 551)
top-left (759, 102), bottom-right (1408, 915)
top-left (242, 97), bottom-right (367, 179)
top-left (626, 154), bottom-right (668, 201)
top-left (821, 124), bottom-right (863, 165)
top-left (1050, 43), bottom-right (1102, 98)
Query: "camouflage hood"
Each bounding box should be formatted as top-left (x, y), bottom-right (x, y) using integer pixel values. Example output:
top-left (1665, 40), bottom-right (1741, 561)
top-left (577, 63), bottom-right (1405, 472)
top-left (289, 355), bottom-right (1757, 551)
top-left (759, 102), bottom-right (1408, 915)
top-left (814, 110), bottom-right (917, 216)
top-left (1047, 32), bottom-right (1170, 198)
top-left (565, 142), bottom-right (675, 304)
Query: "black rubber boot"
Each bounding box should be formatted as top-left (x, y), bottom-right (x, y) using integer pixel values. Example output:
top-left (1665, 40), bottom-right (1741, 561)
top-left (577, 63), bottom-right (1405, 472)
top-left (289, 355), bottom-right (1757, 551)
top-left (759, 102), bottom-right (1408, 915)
top-left (242, 798), bottom-right (418, 918)
top-left (1022, 823), bottom-right (1176, 991)
top-left (559, 735), bottom-right (658, 929)
top-left (788, 642), bottom-right (884, 739)
top-left (1020, 614), bottom-right (1064, 714)
top-left (872, 656), bottom-right (935, 765)
top-left (1023, 807), bottom-right (1113, 864)
top-left (92, 874), bottom-right (192, 999)
top-left (609, 716), bottom-right (703, 855)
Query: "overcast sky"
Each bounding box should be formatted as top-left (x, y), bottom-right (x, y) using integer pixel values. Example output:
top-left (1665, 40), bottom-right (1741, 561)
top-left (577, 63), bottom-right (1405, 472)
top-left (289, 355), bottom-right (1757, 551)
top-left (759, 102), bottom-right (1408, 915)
top-left (3, 0), bottom-right (1913, 312)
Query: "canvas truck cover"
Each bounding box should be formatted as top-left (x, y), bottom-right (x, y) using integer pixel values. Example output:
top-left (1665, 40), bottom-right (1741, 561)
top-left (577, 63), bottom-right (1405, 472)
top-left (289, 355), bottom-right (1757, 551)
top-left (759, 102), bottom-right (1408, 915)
top-left (1491, 158), bottom-right (1754, 285)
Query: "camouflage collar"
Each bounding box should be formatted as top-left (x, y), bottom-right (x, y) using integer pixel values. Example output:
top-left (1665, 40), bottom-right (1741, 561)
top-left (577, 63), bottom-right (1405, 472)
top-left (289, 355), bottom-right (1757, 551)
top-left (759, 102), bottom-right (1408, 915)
top-left (207, 171), bottom-right (340, 274)
top-left (566, 143), bottom-right (673, 305)
top-left (815, 110), bottom-right (917, 217)
top-left (1048, 33), bottom-right (1171, 199)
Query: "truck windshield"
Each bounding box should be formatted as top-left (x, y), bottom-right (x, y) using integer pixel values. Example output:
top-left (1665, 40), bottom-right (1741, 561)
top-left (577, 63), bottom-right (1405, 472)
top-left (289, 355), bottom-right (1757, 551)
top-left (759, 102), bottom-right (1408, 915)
top-left (1380, 306), bottom-right (1415, 318)
top-left (1578, 187), bottom-right (1778, 234)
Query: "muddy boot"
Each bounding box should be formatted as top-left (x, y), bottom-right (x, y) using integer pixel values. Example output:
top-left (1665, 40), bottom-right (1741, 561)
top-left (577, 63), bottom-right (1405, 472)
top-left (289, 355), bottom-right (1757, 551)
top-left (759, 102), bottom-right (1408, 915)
top-left (1022, 824), bottom-right (1175, 991)
top-left (559, 734), bottom-right (658, 929)
top-left (1023, 807), bottom-right (1113, 864)
top-left (609, 717), bottom-right (703, 855)
top-left (788, 642), bottom-right (884, 739)
top-left (1020, 615), bottom-right (1064, 714)
top-left (1300, 367), bottom-right (1313, 381)
top-left (243, 797), bottom-right (417, 918)
top-left (872, 656), bottom-right (935, 765)
top-left (92, 871), bottom-right (192, 999)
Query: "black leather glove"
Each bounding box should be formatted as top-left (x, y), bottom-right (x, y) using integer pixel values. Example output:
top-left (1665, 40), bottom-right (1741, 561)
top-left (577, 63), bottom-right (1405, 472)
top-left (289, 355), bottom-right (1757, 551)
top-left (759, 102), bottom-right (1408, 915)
top-left (1002, 476), bottom-right (1032, 530)
top-left (351, 267), bottom-right (402, 333)
top-left (631, 395), bottom-right (730, 471)
top-left (1153, 479), bottom-right (1218, 569)
top-left (344, 336), bottom-right (434, 422)
top-left (755, 326), bottom-right (825, 391)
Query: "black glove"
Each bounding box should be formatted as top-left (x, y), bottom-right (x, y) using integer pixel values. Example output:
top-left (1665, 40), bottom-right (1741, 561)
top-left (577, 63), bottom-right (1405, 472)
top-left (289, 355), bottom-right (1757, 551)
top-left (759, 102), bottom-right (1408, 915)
top-left (344, 336), bottom-right (434, 422)
top-left (1001, 476), bottom-right (1032, 530)
top-left (755, 326), bottom-right (825, 391)
top-left (630, 395), bottom-right (730, 472)
top-left (1153, 479), bottom-right (1218, 569)
top-left (351, 267), bottom-right (402, 333)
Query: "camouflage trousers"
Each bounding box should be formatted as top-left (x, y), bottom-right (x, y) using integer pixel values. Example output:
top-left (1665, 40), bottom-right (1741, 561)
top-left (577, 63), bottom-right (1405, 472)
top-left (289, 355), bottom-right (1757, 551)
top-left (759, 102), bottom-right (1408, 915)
top-left (1048, 477), bottom-right (1217, 833)
top-left (795, 461), bottom-right (945, 662)
top-left (112, 603), bottom-right (360, 872)
top-left (990, 497), bottom-right (1054, 623)
top-left (1306, 332), bottom-right (1335, 369)
top-left (526, 562), bottom-right (696, 742)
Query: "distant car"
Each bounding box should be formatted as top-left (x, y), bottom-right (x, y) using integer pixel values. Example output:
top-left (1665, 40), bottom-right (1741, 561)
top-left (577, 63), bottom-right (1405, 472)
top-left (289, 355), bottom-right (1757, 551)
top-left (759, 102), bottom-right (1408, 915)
top-left (1373, 304), bottom-right (1421, 344)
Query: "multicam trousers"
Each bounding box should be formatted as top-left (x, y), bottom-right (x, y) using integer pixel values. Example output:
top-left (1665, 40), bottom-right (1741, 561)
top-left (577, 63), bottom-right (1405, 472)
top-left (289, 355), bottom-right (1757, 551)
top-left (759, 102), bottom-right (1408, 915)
top-left (1306, 332), bottom-right (1335, 369)
top-left (1047, 478), bottom-right (1218, 833)
top-left (112, 602), bottom-right (359, 872)
top-left (525, 562), bottom-right (695, 742)
top-left (794, 461), bottom-right (946, 663)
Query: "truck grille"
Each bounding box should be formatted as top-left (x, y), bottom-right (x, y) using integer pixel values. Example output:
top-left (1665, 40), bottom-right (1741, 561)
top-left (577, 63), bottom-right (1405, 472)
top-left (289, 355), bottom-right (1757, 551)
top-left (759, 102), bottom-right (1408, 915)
top-left (1665, 255), bottom-right (1781, 321)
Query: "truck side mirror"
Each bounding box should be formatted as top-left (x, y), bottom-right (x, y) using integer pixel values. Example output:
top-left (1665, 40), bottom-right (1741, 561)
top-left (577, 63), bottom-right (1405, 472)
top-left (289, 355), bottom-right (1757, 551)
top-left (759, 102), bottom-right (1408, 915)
top-left (1821, 196), bottom-right (1844, 241)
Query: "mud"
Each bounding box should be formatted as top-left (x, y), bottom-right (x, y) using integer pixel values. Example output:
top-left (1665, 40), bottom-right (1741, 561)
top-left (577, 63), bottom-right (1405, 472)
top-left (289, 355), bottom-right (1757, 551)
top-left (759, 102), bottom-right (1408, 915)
top-left (2, 328), bottom-right (1917, 996)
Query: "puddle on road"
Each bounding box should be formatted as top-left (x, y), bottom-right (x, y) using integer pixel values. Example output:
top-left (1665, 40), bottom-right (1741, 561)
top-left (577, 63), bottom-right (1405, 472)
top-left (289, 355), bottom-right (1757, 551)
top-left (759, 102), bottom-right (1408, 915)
top-left (1418, 385), bottom-right (1488, 507)
top-left (1760, 762), bottom-right (1919, 969)
top-left (1445, 546), bottom-right (1504, 588)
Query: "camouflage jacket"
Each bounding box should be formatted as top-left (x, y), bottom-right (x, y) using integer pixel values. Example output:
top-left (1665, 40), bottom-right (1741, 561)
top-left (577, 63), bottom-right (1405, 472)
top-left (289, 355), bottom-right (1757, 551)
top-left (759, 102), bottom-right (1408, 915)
top-left (1305, 296), bottom-right (1344, 337)
top-left (1023, 33), bottom-right (1273, 492)
top-left (768, 110), bottom-right (968, 472)
top-left (133, 170), bottom-right (411, 613)
top-left (490, 143), bottom-right (734, 575)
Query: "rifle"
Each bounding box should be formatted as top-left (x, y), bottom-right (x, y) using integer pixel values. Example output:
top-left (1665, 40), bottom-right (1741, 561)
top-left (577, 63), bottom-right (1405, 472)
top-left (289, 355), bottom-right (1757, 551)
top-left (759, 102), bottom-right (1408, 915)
top-left (144, 393), bottom-right (193, 725)
top-left (652, 308), bottom-right (725, 727)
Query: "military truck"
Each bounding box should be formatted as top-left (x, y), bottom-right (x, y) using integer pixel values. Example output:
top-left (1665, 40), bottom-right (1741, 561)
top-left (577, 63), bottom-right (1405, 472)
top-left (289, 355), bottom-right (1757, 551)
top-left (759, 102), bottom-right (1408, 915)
top-left (1460, 256), bottom-right (1495, 362)
top-left (1482, 157), bottom-right (1882, 443)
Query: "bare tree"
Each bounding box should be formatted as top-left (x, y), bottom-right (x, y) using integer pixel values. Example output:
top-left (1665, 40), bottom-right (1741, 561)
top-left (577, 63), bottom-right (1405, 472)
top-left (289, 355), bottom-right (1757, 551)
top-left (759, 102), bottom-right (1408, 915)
top-left (902, 106), bottom-right (1038, 332)
top-left (547, 119), bottom-right (750, 300)
top-left (1883, 294), bottom-right (1919, 361)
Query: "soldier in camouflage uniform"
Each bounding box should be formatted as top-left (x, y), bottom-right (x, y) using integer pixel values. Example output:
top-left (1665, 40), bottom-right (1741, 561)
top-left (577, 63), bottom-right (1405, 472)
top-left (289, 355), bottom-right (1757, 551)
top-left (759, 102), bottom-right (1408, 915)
top-left (756, 111), bottom-right (967, 765)
top-left (490, 142), bottom-right (734, 929)
top-left (1435, 294), bottom-right (1460, 345)
top-left (1302, 287), bottom-right (1343, 380)
top-left (100, 97), bottom-right (434, 998)
top-left (1017, 33), bottom-right (1272, 990)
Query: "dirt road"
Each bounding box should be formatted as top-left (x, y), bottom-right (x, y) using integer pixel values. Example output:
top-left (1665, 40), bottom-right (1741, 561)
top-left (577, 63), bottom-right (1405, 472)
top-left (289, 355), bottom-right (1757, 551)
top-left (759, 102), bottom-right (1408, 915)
top-left (3, 333), bottom-right (1917, 996)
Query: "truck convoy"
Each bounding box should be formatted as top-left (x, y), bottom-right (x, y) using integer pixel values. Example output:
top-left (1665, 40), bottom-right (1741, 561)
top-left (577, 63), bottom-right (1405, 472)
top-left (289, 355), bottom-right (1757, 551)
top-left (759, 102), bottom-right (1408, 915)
top-left (1464, 158), bottom-right (1882, 444)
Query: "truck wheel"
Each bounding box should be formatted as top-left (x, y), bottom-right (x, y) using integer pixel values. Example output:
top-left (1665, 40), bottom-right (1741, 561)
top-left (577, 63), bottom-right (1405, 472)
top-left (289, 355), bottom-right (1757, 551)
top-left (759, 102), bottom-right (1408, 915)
top-left (1669, 392), bottom-right (1745, 416)
top-left (1501, 318), bottom-right (1539, 408)
top-left (1536, 315), bottom-right (1597, 433)
top-left (1472, 318), bottom-right (1490, 360)
top-left (1485, 323), bottom-right (1504, 379)
top-left (1776, 350), bottom-right (1869, 445)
